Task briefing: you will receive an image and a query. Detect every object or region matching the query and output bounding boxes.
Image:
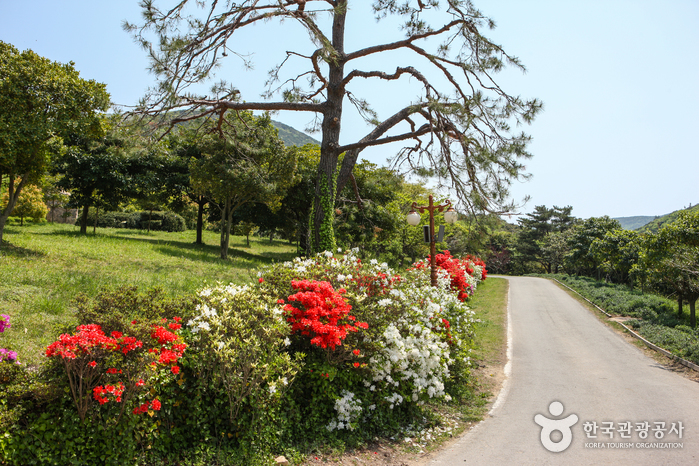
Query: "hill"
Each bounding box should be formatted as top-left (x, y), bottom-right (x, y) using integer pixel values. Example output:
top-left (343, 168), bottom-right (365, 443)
top-left (271, 120), bottom-right (319, 147)
top-left (614, 216), bottom-right (656, 230)
top-left (636, 203), bottom-right (699, 233)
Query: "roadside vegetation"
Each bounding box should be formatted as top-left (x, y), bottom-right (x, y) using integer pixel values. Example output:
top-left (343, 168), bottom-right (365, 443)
top-left (544, 274), bottom-right (699, 365)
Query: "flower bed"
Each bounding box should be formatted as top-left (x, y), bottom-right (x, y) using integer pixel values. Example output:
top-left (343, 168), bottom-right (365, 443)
top-left (0, 250), bottom-right (487, 465)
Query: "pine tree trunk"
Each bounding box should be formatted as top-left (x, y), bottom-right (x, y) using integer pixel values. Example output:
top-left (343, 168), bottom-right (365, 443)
top-left (678, 297), bottom-right (683, 317)
top-left (309, 2), bottom-right (346, 254)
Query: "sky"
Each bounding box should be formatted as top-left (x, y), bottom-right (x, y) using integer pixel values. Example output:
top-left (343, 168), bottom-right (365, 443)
top-left (1, 0), bottom-right (698, 220)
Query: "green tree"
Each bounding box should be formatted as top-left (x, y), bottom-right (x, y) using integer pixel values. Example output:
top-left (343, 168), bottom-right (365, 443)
top-left (1, 183), bottom-right (48, 225)
top-left (642, 211), bottom-right (699, 326)
top-left (0, 41), bottom-right (109, 244)
top-left (565, 216), bottom-right (622, 277)
top-left (235, 144), bottom-right (320, 254)
top-left (517, 205), bottom-right (576, 272)
top-left (126, 0), bottom-right (541, 253)
top-left (189, 114), bottom-right (297, 259)
top-left (589, 229), bottom-right (641, 284)
top-left (53, 132), bottom-right (133, 234)
top-left (540, 229), bottom-right (573, 274)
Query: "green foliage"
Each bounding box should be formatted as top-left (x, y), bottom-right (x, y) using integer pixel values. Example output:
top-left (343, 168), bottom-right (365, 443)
top-left (189, 113), bottom-right (297, 259)
top-left (271, 121), bottom-right (320, 147)
top-left (637, 204), bottom-right (699, 234)
top-left (589, 228), bottom-right (641, 284)
top-left (516, 205), bottom-right (576, 273)
top-left (1, 184), bottom-right (48, 225)
top-left (564, 216), bottom-right (621, 276)
top-left (75, 210), bottom-right (186, 232)
top-left (0, 40), bottom-right (109, 244)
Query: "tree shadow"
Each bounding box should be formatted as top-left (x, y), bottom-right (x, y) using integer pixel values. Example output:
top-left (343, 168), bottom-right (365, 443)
top-left (154, 242), bottom-right (297, 265)
top-left (30, 228), bottom-right (298, 264)
top-left (0, 241), bottom-right (46, 258)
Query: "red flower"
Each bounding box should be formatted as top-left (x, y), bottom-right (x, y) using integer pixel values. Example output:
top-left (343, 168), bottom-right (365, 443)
top-left (283, 280), bottom-right (368, 351)
top-left (353, 362), bottom-right (360, 368)
top-left (259, 277), bottom-right (265, 283)
top-left (171, 365), bottom-right (180, 375)
top-left (151, 399), bottom-right (161, 411)
top-left (353, 349), bottom-right (361, 356)
top-left (89, 360), bottom-right (97, 368)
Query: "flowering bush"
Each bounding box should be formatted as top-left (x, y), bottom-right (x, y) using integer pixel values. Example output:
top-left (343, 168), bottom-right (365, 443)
top-left (0, 314), bottom-right (10, 333)
top-left (412, 251), bottom-right (487, 301)
top-left (45, 319), bottom-right (186, 422)
top-left (0, 314), bottom-right (18, 365)
top-left (187, 283), bottom-right (299, 424)
top-left (281, 279), bottom-right (368, 350)
top-left (258, 248), bottom-right (485, 434)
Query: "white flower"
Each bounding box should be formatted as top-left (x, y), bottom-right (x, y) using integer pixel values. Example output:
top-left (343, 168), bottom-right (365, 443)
top-left (269, 383), bottom-right (277, 394)
top-left (337, 274), bottom-right (346, 282)
top-left (370, 259), bottom-right (378, 265)
top-left (281, 377), bottom-right (288, 386)
top-left (197, 321), bottom-right (211, 331)
top-left (283, 337), bottom-right (291, 346)
top-left (324, 251), bottom-right (333, 257)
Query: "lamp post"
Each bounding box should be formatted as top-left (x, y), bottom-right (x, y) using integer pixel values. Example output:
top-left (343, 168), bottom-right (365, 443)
top-left (407, 195), bottom-right (458, 286)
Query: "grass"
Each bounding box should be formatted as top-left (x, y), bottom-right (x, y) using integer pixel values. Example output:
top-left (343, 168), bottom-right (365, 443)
top-left (469, 277), bottom-right (509, 367)
top-left (0, 222), bottom-right (297, 366)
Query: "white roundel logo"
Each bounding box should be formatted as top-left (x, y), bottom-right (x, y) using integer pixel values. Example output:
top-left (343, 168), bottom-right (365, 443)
top-left (534, 401), bottom-right (579, 452)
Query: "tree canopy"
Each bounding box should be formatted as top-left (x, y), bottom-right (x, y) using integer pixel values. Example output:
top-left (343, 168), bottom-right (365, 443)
top-left (126, 0), bottom-right (541, 252)
top-left (188, 113), bottom-right (297, 259)
top-left (0, 41), bottom-right (110, 243)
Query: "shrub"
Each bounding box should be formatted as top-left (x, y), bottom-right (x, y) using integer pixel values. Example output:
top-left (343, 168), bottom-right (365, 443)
top-left (74, 210), bottom-right (186, 232)
top-left (257, 249), bottom-right (483, 443)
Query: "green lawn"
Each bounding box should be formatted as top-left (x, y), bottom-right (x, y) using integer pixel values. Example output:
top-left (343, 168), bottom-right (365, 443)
top-left (0, 222), bottom-right (297, 366)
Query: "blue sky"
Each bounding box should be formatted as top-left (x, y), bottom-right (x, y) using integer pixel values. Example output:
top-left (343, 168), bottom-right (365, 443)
top-left (1, 1), bottom-right (698, 220)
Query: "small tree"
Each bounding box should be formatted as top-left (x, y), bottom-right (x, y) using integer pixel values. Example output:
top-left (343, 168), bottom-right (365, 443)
top-left (1, 183), bottom-right (48, 225)
top-left (53, 132), bottom-right (133, 234)
top-left (643, 211), bottom-right (699, 326)
top-left (189, 113), bottom-right (297, 259)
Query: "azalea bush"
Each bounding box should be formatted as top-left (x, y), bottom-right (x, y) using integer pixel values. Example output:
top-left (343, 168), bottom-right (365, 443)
top-left (186, 283), bottom-right (300, 427)
top-left (45, 319), bottom-right (186, 422)
top-left (257, 248), bottom-right (485, 441)
top-left (0, 314), bottom-right (17, 365)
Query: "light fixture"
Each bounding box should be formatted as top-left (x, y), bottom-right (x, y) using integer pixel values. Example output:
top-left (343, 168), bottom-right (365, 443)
top-left (443, 207), bottom-right (458, 224)
top-left (406, 210), bottom-right (421, 226)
